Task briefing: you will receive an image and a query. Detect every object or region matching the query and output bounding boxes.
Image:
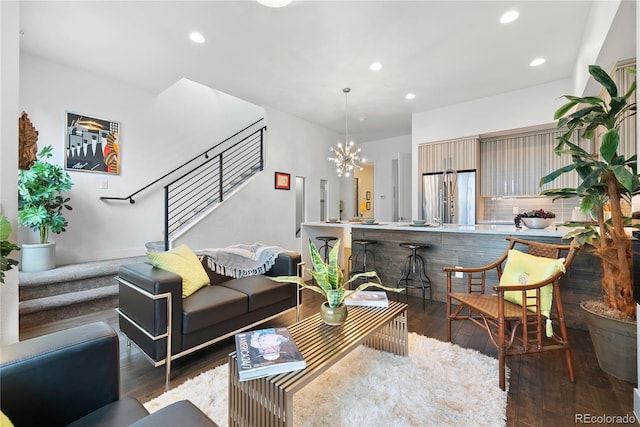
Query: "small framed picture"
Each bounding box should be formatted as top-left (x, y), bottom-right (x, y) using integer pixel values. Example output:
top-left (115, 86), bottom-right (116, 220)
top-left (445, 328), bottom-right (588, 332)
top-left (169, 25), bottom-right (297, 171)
top-left (366, 191), bottom-right (371, 201)
top-left (366, 202), bottom-right (371, 210)
top-left (275, 172), bottom-right (291, 190)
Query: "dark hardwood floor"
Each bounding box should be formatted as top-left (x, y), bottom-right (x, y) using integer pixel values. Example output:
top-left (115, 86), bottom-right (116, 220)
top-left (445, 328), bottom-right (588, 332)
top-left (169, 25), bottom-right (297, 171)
top-left (20, 290), bottom-right (636, 426)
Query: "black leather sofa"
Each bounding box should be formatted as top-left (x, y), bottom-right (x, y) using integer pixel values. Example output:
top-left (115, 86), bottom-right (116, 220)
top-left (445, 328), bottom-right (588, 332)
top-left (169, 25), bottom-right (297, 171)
top-left (0, 322), bottom-right (217, 426)
top-left (116, 251), bottom-right (301, 381)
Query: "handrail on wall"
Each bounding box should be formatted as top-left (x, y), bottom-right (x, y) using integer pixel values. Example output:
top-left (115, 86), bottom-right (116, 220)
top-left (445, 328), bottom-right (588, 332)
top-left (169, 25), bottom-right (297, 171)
top-left (99, 118), bottom-right (265, 204)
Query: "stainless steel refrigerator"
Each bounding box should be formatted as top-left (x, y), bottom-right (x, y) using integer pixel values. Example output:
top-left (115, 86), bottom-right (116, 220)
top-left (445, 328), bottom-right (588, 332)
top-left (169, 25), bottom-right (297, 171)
top-left (422, 170), bottom-right (476, 225)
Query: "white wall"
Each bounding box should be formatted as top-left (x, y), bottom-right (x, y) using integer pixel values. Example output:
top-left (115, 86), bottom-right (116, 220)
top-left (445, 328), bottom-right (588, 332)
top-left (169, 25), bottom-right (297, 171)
top-left (0, 1), bottom-right (20, 345)
top-left (410, 79), bottom-right (571, 218)
top-left (19, 53), bottom-right (342, 262)
top-left (175, 107), bottom-right (341, 252)
top-left (572, 0), bottom-right (621, 96)
top-left (574, 1), bottom-right (635, 97)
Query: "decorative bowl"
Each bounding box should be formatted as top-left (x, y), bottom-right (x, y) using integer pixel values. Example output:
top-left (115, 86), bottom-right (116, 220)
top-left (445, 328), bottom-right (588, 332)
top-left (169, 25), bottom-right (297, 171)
top-left (327, 218), bottom-right (339, 223)
top-left (521, 217), bottom-right (554, 229)
top-left (362, 218), bottom-right (376, 225)
top-left (412, 219), bottom-right (427, 226)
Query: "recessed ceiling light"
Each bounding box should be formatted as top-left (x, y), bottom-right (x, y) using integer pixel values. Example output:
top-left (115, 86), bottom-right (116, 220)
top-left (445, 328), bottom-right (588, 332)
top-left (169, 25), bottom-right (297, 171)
top-left (256, 0), bottom-right (292, 7)
top-left (189, 32), bottom-right (205, 43)
top-left (359, 117), bottom-right (367, 122)
top-left (500, 10), bottom-right (519, 24)
top-left (530, 57), bottom-right (546, 67)
top-left (405, 93), bottom-right (416, 100)
top-left (370, 62), bottom-right (382, 71)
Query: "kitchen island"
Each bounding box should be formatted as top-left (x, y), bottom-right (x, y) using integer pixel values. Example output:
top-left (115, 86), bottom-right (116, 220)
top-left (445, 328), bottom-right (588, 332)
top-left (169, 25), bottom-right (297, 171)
top-left (301, 220), bottom-right (610, 330)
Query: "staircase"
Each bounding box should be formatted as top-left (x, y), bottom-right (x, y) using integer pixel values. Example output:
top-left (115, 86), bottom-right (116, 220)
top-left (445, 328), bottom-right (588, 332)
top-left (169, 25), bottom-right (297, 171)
top-left (169, 162), bottom-right (262, 236)
top-left (18, 256), bottom-right (146, 330)
top-left (101, 118), bottom-right (266, 250)
top-left (19, 121), bottom-right (266, 328)
top-left (165, 127), bottom-right (264, 244)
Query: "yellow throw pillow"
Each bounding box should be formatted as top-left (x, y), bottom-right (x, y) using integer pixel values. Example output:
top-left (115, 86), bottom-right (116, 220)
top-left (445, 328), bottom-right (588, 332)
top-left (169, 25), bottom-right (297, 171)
top-left (147, 244), bottom-right (210, 298)
top-left (498, 249), bottom-right (565, 318)
top-left (1, 410), bottom-right (14, 427)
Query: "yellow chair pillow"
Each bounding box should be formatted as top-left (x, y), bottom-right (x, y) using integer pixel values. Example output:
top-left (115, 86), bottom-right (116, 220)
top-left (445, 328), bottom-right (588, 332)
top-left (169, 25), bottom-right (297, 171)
top-left (498, 249), bottom-right (565, 318)
top-left (147, 244), bottom-right (210, 298)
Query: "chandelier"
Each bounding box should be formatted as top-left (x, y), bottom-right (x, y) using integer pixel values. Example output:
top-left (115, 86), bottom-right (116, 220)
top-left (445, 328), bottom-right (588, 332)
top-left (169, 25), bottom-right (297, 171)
top-left (328, 88), bottom-right (363, 177)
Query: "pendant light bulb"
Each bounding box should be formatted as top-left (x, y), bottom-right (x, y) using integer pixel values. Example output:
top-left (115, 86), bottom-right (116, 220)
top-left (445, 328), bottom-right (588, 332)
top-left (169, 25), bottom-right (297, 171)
top-left (328, 88), bottom-right (364, 177)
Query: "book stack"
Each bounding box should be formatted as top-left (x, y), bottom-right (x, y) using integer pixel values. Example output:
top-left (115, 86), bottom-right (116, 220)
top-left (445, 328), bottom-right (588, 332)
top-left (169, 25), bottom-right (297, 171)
top-left (344, 290), bottom-right (389, 308)
top-left (234, 327), bottom-right (306, 381)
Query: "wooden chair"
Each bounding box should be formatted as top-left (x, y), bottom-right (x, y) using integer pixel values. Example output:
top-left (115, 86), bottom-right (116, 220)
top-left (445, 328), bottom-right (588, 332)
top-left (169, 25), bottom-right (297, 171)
top-left (444, 236), bottom-right (579, 390)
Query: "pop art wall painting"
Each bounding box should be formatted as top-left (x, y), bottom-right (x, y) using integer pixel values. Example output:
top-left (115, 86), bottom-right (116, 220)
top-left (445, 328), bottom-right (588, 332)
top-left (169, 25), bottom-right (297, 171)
top-left (65, 112), bottom-right (120, 174)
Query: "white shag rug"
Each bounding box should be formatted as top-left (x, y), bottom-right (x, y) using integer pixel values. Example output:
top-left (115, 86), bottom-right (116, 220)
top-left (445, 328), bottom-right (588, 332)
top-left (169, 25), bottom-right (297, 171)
top-left (144, 333), bottom-right (508, 427)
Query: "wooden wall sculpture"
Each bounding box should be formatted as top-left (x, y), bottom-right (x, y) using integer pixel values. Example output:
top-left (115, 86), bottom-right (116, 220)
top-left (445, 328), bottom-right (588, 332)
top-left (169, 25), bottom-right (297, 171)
top-left (19, 111), bottom-right (39, 170)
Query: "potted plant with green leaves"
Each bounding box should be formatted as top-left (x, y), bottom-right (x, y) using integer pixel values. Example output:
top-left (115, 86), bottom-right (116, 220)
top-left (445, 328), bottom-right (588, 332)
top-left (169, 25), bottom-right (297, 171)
top-left (18, 145), bottom-right (73, 272)
top-left (1, 214), bottom-right (20, 283)
top-left (540, 64), bottom-right (637, 382)
top-left (271, 239), bottom-right (404, 325)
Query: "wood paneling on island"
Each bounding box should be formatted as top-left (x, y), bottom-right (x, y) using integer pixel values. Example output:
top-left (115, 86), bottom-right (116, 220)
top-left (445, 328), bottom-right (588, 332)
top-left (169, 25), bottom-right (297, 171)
top-left (350, 227), bottom-right (613, 331)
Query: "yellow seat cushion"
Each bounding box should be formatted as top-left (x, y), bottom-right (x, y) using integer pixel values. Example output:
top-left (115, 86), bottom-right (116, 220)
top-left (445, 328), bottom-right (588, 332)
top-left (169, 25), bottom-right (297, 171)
top-left (147, 244), bottom-right (210, 298)
top-left (498, 249), bottom-right (565, 318)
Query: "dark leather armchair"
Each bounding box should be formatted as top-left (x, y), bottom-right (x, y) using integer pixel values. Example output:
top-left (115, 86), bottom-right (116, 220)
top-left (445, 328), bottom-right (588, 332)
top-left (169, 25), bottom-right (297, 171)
top-left (0, 322), bottom-right (217, 426)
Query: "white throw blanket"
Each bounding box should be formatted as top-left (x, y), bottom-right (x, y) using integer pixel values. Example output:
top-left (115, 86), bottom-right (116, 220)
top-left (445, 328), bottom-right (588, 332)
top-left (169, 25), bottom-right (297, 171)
top-left (197, 243), bottom-right (287, 278)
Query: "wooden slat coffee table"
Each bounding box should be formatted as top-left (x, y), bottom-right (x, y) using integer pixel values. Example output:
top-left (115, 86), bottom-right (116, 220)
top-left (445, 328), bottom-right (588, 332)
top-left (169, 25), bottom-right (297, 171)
top-left (228, 300), bottom-right (408, 427)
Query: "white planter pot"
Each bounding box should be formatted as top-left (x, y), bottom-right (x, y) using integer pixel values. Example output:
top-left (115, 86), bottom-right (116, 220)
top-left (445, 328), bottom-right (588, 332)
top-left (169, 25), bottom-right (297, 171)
top-left (20, 242), bottom-right (56, 272)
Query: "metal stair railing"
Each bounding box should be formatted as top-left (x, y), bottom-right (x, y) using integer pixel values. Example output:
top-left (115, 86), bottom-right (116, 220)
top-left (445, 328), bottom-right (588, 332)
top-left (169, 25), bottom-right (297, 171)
top-left (100, 118), bottom-right (265, 250)
top-left (165, 128), bottom-right (264, 247)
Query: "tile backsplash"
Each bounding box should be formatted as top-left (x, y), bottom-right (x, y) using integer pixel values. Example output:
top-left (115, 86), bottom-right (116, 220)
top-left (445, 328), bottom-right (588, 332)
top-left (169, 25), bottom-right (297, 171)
top-left (480, 197), bottom-right (582, 224)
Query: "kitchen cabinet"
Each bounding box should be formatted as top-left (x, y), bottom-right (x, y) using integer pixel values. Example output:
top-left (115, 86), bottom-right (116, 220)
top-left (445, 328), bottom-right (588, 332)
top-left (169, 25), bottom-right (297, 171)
top-left (419, 143), bottom-right (444, 174)
top-left (480, 129), bottom-right (584, 197)
top-left (418, 137), bottom-right (479, 174)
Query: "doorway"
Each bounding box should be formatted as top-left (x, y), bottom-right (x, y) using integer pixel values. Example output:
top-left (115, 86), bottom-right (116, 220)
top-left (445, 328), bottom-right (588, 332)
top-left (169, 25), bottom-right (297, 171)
top-left (354, 164), bottom-right (374, 217)
top-left (320, 179), bottom-right (328, 222)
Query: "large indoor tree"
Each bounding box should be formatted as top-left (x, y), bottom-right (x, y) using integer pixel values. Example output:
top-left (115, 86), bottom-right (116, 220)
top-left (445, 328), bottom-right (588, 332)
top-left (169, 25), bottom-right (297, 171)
top-left (540, 65), bottom-right (637, 318)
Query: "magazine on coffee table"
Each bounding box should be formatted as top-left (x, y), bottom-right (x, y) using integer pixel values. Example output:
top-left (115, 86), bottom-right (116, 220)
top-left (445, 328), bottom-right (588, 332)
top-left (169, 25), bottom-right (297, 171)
top-left (344, 290), bottom-right (389, 308)
top-left (235, 327), bottom-right (306, 381)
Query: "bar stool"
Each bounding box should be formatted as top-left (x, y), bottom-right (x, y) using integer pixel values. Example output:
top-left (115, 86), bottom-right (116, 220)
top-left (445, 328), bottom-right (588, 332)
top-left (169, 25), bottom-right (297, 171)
top-left (397, 242), bottom-right (432, 309)
top-left (315, 236), bottom-right (338, 263)
top-left (349, 239), bottom-right (378, 288)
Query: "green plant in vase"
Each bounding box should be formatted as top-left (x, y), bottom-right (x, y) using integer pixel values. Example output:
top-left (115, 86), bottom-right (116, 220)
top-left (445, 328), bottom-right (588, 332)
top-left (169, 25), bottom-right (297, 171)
top-left (18, 145), bottom-right (73, 244)
top-left (539, 64), bottom-right (637, 382)
top-left (540, 65), bottom-right (637, 318)
top-left (0, 214), bottom-right (20, 283)
top-left (18, 145), bottom-right (73, 271)
top-left (271, 239), bottom-right (404, 325)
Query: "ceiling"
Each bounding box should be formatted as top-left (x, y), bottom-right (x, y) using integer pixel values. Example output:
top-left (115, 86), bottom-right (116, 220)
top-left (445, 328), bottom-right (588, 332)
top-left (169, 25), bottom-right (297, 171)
top-left (17, 1), bottom-right (631, 143)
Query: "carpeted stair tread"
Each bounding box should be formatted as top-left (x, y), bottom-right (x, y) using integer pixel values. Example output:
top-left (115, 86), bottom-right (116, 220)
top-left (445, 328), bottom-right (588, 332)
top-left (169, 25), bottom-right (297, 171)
top-left (19, 285), bottom-right (119, 315)
top-left (20, 274), bottom-right (118, 300)
top-left (18, 256), bottom-right (151, 330)
top-left (19, 256), bottom-right (148, 287)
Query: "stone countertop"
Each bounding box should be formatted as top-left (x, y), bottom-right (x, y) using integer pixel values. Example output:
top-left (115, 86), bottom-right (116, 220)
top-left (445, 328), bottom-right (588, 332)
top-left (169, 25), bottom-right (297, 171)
top-left (302, 221), bottom-right (569, 238)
